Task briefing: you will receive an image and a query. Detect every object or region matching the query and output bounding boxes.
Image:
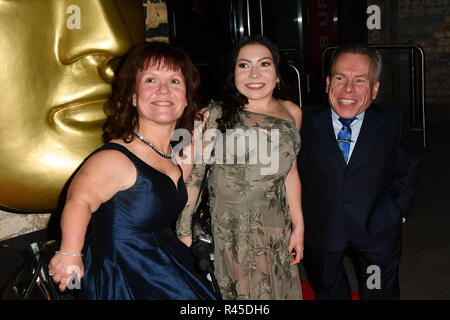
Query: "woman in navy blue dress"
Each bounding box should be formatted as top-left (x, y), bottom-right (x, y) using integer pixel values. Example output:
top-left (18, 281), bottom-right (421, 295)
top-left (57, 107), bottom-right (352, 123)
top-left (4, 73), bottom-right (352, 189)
top-left (48, 42), bottom-right (215, 300)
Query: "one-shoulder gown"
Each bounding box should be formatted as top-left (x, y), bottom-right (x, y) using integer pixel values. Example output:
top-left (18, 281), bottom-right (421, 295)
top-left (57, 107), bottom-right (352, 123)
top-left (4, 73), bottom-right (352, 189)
top-left (177, 102), bottom-right (302, 299)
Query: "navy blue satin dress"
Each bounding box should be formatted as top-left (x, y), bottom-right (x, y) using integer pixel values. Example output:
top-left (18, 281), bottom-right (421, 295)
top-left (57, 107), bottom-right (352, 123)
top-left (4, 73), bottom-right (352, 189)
top-left (80, 143), bottom-right (215, 300)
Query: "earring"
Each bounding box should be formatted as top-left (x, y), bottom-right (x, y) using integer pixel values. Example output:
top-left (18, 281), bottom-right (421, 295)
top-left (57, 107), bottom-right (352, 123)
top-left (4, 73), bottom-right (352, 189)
top-left (277, 82), bottom-right (280, 90)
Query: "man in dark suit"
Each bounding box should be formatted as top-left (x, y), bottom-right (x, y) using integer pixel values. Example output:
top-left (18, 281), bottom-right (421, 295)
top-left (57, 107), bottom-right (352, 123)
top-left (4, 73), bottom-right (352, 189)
top-left (298, 43), bottom-right (421, 299)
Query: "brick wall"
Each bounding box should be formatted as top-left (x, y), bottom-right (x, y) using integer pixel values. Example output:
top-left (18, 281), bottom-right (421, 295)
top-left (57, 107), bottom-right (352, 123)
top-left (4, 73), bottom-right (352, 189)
top-left (368, 0), bottom-right (450, 123)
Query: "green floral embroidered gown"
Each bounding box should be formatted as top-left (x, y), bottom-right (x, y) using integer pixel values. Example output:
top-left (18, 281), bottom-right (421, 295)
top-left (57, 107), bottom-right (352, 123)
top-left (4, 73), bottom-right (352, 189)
top-left (176, 102), bottom-right (302, 300)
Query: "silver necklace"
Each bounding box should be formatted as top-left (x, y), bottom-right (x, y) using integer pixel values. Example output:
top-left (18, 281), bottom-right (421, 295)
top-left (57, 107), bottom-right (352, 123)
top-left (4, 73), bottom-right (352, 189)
top-left (133, 129), bottom-right (173, 159)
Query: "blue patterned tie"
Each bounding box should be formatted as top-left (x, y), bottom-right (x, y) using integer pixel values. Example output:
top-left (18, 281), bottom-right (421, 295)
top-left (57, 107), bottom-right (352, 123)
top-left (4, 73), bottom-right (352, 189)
top-left (338, 117), bottom-right (356, 163)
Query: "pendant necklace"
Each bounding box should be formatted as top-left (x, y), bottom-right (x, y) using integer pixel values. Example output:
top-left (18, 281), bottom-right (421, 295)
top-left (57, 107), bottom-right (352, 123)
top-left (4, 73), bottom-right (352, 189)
top-left (133, 129), bottom-right (172, 159)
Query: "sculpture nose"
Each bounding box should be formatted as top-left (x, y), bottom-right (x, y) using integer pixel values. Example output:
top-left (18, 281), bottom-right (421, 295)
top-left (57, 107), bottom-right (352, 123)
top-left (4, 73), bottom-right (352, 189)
top-left (57, 1), bottom-right (133, 64)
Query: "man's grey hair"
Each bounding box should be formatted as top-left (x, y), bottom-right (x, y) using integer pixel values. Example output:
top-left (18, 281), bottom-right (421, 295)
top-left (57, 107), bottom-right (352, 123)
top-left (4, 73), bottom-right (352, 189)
top-left (329, 43), bottom-right (383, 83)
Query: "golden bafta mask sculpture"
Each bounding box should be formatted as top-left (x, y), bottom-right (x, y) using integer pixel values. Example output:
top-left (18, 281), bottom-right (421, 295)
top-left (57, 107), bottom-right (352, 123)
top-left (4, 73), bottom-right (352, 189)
top-left (0, 0), bottom-right (145, 211)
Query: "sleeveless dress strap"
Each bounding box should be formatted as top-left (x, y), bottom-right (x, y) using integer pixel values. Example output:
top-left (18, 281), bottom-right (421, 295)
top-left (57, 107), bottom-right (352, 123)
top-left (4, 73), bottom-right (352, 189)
top-left (93, 142), bottom-right (138, 163)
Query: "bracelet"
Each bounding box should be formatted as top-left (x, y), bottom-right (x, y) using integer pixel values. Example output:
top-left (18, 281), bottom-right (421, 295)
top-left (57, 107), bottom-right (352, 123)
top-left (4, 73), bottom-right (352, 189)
top-left (55, 250), bottom-right (83, 257)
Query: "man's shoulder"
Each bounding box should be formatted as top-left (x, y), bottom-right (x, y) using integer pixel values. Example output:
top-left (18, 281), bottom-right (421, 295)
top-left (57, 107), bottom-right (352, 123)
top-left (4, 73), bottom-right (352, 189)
top-left (371, 101), bottom-right (402, 116)
top-left (370, 101), bottom-right (405, 124)
top-left (302, 104), bottom-right (329, 118)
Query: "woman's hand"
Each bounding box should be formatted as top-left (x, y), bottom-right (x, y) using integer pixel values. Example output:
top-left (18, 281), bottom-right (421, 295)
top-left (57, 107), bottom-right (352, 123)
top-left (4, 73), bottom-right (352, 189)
top-left (198, 108), bottom-right (210, 132)
top-left (179, 236), bottom-right (193, 248)
top-left (288, 225), bottom-right (304, 266)
top-left (48, 254), bottom-right (84, 292)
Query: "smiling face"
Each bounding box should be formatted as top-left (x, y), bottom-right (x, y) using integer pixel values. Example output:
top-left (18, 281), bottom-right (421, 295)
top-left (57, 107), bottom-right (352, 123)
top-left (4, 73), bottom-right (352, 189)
top-left (234, 44), bottom-right (279, 104)
top-left (0, 0), bottom-right (144, 211)
top-left (326, 53), bottom-right (380, 119)
top-left (134, 62), bottom-right (188, 128)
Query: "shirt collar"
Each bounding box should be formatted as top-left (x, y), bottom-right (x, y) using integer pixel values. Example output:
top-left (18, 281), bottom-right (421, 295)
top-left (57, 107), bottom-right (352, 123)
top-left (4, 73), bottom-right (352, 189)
top-left (331, 108), bottom-right (365, 123)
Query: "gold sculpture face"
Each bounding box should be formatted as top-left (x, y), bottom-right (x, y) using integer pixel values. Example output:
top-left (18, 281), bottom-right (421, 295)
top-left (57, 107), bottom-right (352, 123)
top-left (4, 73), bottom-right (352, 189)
top-left (0, 0), bottom-right (145, 211)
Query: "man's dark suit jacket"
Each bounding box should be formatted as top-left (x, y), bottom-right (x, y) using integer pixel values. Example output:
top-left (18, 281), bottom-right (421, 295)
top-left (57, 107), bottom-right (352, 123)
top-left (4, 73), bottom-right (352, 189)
top-left (298, 102), bottom-right (421, 252)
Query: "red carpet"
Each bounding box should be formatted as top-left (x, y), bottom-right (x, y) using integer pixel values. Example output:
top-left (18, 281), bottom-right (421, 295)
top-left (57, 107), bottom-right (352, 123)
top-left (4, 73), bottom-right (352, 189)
top-left (301, 280), bottom-right (359, 300)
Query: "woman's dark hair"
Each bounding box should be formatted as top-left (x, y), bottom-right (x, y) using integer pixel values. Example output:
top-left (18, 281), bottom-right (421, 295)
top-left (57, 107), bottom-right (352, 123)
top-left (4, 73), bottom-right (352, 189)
top-left (103, 41), bottom-right (202, 142)
top-left (217, 35), bottom-right (287, 133)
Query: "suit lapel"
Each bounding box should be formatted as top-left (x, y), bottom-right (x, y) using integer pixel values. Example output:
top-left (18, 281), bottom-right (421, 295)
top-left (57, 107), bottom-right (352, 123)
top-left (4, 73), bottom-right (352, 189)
top-left (347, 104), bottom-right (385, 167)
top-left (312, 107), bottom-right (347, 167)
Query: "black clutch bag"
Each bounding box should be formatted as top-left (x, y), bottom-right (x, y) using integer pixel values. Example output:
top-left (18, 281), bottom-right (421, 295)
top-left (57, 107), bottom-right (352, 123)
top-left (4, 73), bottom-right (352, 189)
top-left (2, 240), bottom-right (75, 300)
top-left (191, 164), bottom-right (222, 299)
top-left (191, 164), bottom-right (213, 244)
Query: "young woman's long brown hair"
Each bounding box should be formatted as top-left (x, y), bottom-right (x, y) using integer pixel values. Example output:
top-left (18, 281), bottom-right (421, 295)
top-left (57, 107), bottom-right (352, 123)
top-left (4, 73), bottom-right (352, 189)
top-left (217, 35), bottom-right (290, 133)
